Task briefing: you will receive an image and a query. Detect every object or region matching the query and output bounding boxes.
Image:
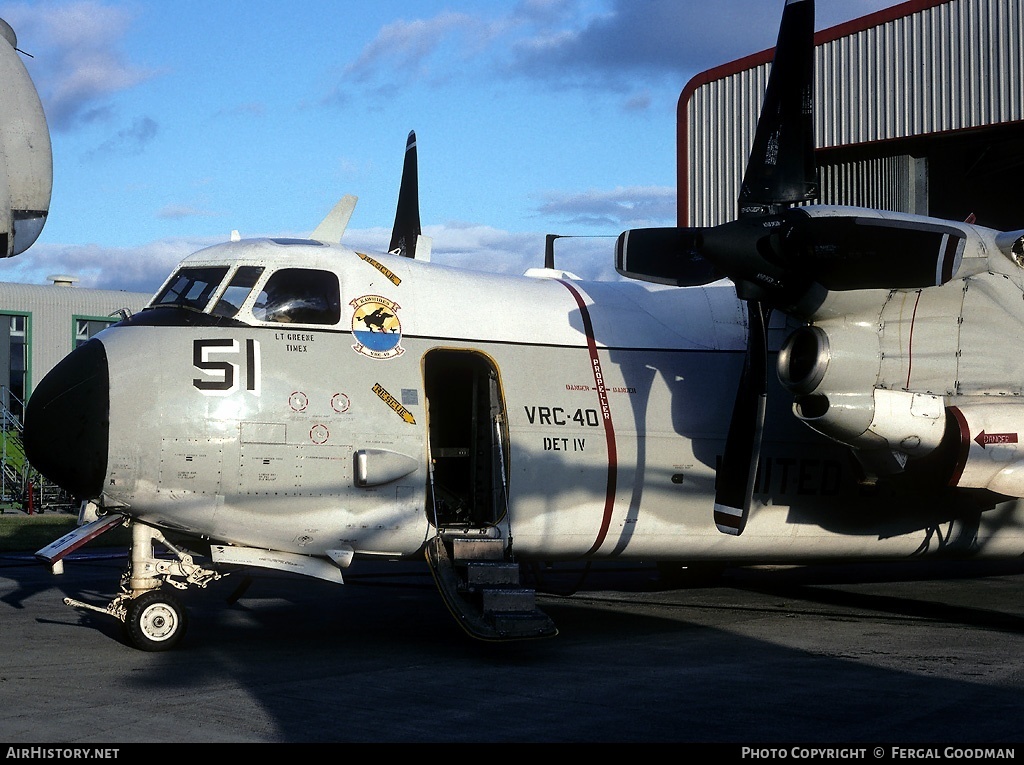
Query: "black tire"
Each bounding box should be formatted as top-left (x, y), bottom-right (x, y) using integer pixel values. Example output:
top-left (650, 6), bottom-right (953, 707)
top-left (124, 590), bottom-right (188, 651)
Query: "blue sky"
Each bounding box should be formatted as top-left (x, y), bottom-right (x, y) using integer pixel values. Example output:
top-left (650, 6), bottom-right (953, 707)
top-left (0, 0), bottom-right (898, 294)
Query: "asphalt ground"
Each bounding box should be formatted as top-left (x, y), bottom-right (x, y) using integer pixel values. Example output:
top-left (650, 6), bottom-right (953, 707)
top-left (2, 547), bottom-right (1024, 747)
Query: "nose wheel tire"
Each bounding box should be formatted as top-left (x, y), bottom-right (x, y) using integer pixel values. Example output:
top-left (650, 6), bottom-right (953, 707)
top-left (124, 590), bottom-right (188, 651)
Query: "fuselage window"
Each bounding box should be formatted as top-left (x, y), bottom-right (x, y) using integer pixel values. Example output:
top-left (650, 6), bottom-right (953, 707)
top-left (252, 268), bottom-right (341, 325)
top-left (151, 266), bottom-right (230, 311)
top-left (211, 266), bottom-right (265, 318)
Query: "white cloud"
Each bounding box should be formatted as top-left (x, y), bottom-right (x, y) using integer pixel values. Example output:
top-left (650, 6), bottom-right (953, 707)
top-left (0, 221), bottom-right (626, 294)
top-left (0, 235), bottom-right (211, 293)
top-left (536, 185), bottom-right (676, 228)
top-left (2, 0), bottom-right (157, 131)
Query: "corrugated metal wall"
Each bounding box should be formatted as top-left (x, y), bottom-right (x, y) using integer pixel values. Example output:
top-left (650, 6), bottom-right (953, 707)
top-left (682, 0), bottom-right (1023, 226)
top-left (818, 154), bottom-right (928, 213)
top-left (0, 282), bottom-right (149, 396)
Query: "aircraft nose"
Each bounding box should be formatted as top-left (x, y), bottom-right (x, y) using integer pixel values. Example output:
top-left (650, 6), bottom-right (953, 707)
top-left (23, 338), bottom-right (110, 500)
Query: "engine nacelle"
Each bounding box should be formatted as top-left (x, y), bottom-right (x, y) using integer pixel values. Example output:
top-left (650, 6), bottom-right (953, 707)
top-left (777, 319), bottom-right (883, 447)
top-left (777, 318), bottom-right (956, 480)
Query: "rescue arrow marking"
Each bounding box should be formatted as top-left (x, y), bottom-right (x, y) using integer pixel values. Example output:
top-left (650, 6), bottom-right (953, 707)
top-left (975, 430), bottom-right (1019, 449)
top-left (372, 382), bottom-right (416, 425)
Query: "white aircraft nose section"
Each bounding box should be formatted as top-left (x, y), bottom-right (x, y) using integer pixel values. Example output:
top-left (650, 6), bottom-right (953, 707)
top-left (23, 339), bottom-right (110, 499)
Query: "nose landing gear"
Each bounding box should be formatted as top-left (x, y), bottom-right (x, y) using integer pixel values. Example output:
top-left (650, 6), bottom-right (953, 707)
top-left (60, 520), bottom-right (223, 651)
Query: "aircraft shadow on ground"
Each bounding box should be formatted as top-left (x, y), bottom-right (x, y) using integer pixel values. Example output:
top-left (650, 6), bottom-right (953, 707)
top-left (4, 555), bottom-right (1023, 742)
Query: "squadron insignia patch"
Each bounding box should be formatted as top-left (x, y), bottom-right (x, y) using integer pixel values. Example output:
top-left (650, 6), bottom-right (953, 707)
top-left (351, 295), bottom-right (404, 359)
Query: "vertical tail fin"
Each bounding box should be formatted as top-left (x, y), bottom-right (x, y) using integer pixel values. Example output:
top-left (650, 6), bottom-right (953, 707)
top-left (389, 131), bottom-right (422, 259)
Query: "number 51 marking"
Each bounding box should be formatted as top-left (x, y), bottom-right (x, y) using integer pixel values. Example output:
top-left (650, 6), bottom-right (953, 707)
top-left (193, 339), bottom-right (261, 396)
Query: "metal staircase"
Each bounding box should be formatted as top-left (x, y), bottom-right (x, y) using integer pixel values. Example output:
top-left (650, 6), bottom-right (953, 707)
top-left (1, 387), bottom-right (75, 513)
top-left (426, 530), bottom-right (557, 641)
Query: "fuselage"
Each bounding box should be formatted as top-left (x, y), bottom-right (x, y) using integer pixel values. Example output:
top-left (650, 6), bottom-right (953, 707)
top-left (24, 225), bottom-right (1024, 569)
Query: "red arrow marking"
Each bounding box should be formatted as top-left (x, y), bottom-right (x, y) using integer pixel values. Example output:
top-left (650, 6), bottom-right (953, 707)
top-left (975, 430), bottom-right (1019, 448)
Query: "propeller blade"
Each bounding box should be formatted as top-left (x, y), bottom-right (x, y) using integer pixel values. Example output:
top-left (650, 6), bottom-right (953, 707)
top-left (738, 0), bottom-right (817, 215)
top-left (614, 227), bottom-right (721, 286)
top-left (714, 300), bottom-right (769, 535)
top-left (389, 130), bottom-right (422, 259)
top-left (780, 213), bottom-right (967, 290)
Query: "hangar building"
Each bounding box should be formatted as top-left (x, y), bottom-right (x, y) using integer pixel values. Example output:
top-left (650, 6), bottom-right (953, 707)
top-left (679, 0), bottom-right (1023, 230)
top-left (0, 278), bottom-right (149, 420)
top-left (0, 279), bottom-right (150, 508)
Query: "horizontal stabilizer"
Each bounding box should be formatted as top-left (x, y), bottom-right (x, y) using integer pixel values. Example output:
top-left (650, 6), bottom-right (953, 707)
top-left (310, 194), bottom-right (358, 243)
top-left (416, 233), bottom-right (432, 262)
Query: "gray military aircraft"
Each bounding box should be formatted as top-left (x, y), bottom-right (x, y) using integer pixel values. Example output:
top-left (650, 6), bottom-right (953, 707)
top-left (24, 0), bottom-right (1024, 650)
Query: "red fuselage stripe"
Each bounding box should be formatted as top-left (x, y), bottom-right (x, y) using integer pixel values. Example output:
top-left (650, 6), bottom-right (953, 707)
top-left (559, 281), bottom-right (617, 555)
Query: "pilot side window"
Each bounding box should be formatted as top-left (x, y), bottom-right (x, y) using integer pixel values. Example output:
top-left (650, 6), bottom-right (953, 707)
top-left (152, 267), bottom-right (230, 311)
top-left (211, 266), bottom-right (264, 318)
top-left (252, 268), bottom-right (341, 325)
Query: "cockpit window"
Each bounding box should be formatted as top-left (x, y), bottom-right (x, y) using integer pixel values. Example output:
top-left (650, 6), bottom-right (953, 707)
top-left (252, 268), bottom-right (341, 325)
top-left (152, 267), bottom-right (229, 311)
top-left (211, 266), bottom-right (264, 318)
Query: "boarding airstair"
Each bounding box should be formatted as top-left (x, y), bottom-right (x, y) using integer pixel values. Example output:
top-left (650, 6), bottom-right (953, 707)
top-left (426, 530), bottom-right (557, 641)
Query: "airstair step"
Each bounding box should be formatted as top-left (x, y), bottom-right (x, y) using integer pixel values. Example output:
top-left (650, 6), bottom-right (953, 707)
top-left (425, 537), bottom-right (557, 641)
top-left (487, 610), bottom-right (558, 639)
top-left (465, 561), bottom-right (520, 588)
top-left (481, 587), bottom-right (537, 614)
top-left (451, 536), bottom-right (505, 561)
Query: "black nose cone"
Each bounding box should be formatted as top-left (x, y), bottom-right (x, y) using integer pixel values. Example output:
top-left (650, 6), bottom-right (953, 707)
top-left (24, 338), bottom-right (110, 499)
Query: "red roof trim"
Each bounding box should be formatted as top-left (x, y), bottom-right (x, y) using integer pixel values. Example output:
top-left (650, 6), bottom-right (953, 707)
top-left (677, 0), bottom-right (953, 225)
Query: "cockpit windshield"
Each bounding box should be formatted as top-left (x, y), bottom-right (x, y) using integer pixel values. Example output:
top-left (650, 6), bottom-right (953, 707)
top-left (148, 264), bottom-right (341, 326)
top-left (211, 266), bottom-right (264, 318)
top-left (151, 266), bottom-right (229, 311)
top-left (252, 268), bottom-right (341, 325)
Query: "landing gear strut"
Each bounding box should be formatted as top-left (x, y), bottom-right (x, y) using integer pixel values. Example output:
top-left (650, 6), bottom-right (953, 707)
top-left (64, 520), bottom-right (223, 651)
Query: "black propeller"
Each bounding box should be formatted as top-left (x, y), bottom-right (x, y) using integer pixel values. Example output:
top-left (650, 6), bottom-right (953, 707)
top-left (714, 300), bottom-right (769, 534)
top-left (737, 0), bottom-right (817, 217)
top-left (706, 0), bottom-right (817, 536)
top-left (705, 0), bottom-right (816, 535)
top-left (389, 130), bottom-right (422, 259)
top-left (616, 0), bottom-right (969, 536)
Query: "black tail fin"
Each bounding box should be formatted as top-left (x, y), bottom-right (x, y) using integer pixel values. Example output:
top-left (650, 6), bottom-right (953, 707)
top-left (389, 131), bottom-right (422, 259)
